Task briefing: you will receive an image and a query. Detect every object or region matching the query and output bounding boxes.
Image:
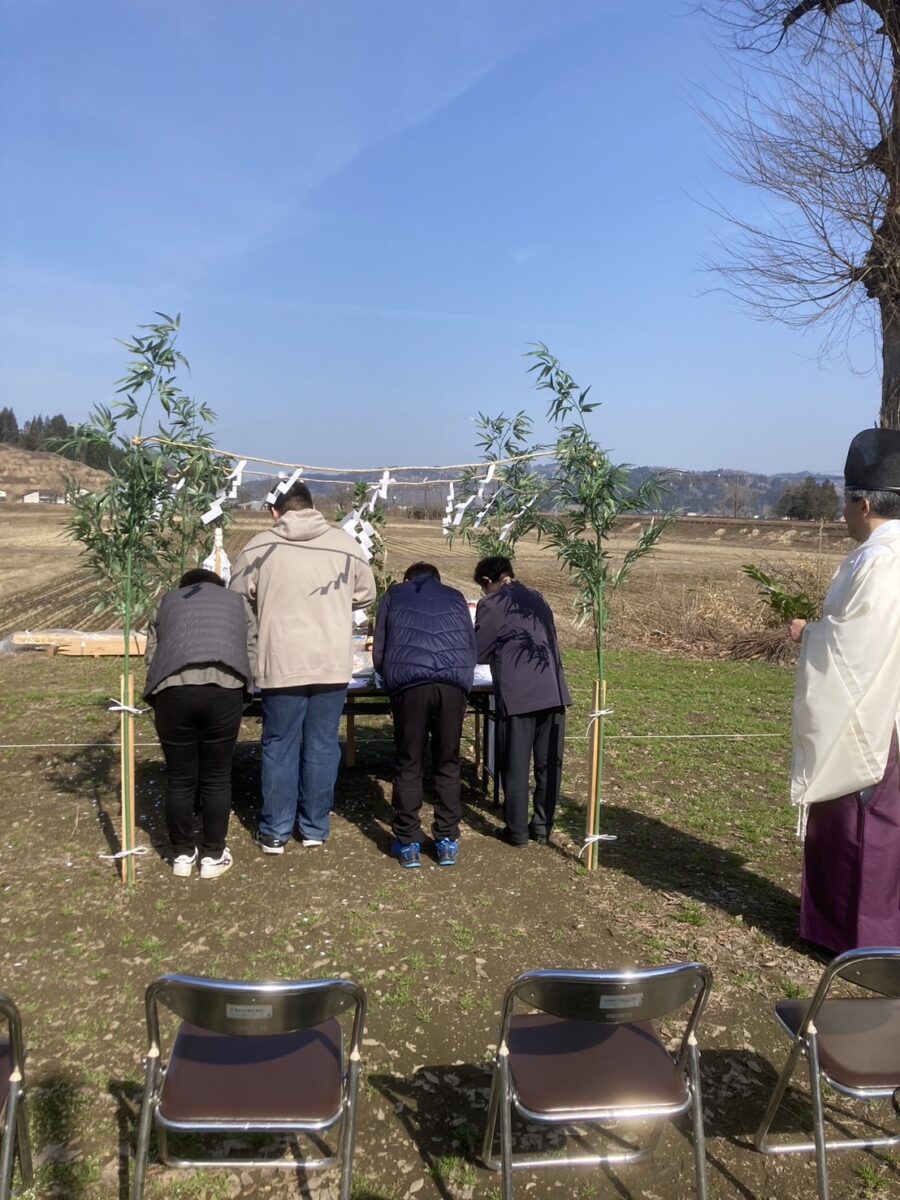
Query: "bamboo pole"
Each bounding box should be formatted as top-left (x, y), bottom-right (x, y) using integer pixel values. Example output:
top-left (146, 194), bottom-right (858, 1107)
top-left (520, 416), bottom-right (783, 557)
top-left (585, 678), bottom-right (602, 871)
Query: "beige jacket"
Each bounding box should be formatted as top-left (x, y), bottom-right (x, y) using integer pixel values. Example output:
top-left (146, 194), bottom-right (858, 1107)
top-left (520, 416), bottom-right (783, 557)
top-left (230, 508), bottom-right (376, 689)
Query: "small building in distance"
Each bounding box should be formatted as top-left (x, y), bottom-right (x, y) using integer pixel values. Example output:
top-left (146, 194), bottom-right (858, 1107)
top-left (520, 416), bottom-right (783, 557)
top-left (22, 491), bottom-right (66, 504)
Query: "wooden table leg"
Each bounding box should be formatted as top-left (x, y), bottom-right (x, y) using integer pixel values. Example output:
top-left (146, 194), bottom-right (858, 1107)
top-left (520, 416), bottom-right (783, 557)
top-left (474, 706), bottom-right (482, 777)
top-left (345, 699), bottom-right (356, 768)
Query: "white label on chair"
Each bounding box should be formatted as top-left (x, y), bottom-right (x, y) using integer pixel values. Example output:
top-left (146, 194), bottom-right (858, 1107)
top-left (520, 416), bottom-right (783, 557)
top-left (599, 993), bottom-right (643, 1009)
top-left (226, 1003), bottom-right (273, 1020)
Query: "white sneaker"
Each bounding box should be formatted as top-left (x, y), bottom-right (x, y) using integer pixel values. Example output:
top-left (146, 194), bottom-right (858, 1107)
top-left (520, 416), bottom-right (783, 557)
top-left (301, 838), bottom-right (324, 848)
top-left (200, 847), bottom-right (233, 879)
top-left (172, 849), bottom-right (198, 877)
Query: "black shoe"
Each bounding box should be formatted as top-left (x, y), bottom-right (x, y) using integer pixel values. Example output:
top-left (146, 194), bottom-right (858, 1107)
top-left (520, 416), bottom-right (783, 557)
top-left (492, 827), bottom-right (528, 848)
top-left (255, 831), bottom-right (287, 855)
top-left (529, 828), bottom-right (549, 845)
top-left (804, 940), bottom-right (836, 966)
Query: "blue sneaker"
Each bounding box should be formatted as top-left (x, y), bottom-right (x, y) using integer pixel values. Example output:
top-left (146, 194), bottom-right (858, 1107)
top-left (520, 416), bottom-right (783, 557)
top-left (435, 837), bottom-right (459, 867)
top-left (391, 840), bottom-right (421, 869)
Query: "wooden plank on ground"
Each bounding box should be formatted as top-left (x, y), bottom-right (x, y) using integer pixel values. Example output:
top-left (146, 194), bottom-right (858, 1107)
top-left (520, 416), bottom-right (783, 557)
top-left (10, 630), bottom-right (147, 656)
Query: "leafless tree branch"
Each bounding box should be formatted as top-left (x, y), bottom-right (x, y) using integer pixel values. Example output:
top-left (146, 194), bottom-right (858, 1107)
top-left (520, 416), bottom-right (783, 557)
top-left (699, 1), bottom-right (900, 424)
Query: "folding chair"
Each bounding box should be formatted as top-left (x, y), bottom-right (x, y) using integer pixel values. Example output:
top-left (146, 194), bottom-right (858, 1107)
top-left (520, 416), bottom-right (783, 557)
top-left (755, 946), bottom-right (900, 1200)
top-left (132, 974), bottom-right (366, 1200)
top-left (482, 963), bottom-right (712, 1199)
top-left (0, 994), bottom-right (33, 1200)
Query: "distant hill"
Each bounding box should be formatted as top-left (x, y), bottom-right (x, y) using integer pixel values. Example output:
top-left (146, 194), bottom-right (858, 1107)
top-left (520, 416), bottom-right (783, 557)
top-left (0, 444), bottom-right (111, 502)
top-left (243, 463), bottom-right (843, 520)
top-left (628, 466), bottom-right (844, 518)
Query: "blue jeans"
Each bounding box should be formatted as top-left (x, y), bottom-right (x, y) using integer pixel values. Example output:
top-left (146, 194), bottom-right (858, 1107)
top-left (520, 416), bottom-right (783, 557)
top-left (260, 685), bottom-right (347, 842)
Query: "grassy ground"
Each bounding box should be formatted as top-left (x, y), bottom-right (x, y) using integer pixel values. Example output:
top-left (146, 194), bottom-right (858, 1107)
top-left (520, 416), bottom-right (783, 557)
top-left (2, 643), bottom-right (898, 1200)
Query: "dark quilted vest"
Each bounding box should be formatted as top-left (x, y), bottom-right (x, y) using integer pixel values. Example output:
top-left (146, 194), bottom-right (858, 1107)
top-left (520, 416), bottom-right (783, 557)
top-left (143, 583), bottom-right (253, 697)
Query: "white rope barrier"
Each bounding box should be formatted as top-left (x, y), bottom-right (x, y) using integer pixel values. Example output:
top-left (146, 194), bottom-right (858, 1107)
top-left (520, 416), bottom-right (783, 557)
top-left (0, 742), bottom-right (162, 749)
top-left (0, 731), bottom-right (790, 750)
top-left (571, 732), bottom-right (790, 741)
top-left (107, 698), bottom-right (149, 716)
top-left (98, 846), bottom-right (150, 861)
top-left (133, 435), bottom-right (552, 475)
top-left (585, 707), bottom-right (614, 737)
top-left (578, 833), bottom-right (618, 857)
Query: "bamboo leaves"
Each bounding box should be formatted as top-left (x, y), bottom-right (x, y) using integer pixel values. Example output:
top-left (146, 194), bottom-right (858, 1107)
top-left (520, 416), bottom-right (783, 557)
top-left (527, 344), bottom-right (673, 679)
top-left (451, 410), bottom-right (547, 558)
top-left (58, 314), bottom-right (232, 623)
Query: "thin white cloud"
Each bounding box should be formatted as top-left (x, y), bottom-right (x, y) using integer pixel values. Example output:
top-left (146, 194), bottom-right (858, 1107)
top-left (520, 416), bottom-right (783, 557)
top-left (512, 246), bottom-right (548, 266)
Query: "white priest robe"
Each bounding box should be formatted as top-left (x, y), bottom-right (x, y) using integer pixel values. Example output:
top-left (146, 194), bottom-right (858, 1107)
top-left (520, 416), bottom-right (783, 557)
top-left (792, 520), bottom-right (900, 815)
top-left (792, 519), bottom-right (900, 953)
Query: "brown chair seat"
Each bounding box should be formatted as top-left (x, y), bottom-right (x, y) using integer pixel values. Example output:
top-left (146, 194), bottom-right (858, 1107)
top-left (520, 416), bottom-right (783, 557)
top-left (158, 1020), bottom-right (343, 1125)
top-left (775, 998), bottom-right (900, 1091)
top-left (508, 1013), bottom-right (689, 1115)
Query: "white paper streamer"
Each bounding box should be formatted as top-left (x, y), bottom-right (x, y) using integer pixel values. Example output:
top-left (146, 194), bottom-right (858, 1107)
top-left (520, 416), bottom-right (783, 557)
top-left (266, 467), bottom-right (304, 506)
top-left (361, 470), bottom-right (396, 515)
top-left (203, 526), bottom-right (232, 583)
top-left (453, 494), bottom-right (477, 526)
top-left (201, 499), bottom-right (223, 525)
top-left (472, 485), bottom-right (504, 529)
top-left (341, 509), bottom-right (375, 561)
top-left (442, 481), bottom-right (457, 537)
top-left (498, 495), bottom-right (538, 541)
top-left (226, 459), bottom-right (247, 500)
top-left (476, 462), bottom-right (496, 502)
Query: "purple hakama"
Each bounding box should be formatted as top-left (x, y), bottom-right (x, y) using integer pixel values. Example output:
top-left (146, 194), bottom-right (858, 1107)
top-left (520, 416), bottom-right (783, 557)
top-left (800, 736), bottom-right (900, 955)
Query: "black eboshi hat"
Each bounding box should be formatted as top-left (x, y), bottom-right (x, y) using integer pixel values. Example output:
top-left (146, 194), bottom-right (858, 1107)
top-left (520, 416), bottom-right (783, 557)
top-left (844, 428), bottom-right (900, 492)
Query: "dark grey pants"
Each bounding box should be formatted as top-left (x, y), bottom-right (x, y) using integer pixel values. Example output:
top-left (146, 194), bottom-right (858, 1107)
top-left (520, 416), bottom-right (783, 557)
top-left (153, 684), bottom-right (244, 859)
top-left (497, 707), bottom-right (566, 844)
top-left (391, 683), bottom-right (468, 844)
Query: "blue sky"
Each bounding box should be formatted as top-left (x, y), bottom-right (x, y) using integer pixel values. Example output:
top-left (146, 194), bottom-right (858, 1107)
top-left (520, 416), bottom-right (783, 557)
top-left (0, 0), bottom-right (877, 475)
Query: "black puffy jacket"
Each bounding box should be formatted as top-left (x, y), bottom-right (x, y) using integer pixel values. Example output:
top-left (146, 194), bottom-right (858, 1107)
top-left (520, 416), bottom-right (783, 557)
top-left (372, 575), bottom-right (476, 695)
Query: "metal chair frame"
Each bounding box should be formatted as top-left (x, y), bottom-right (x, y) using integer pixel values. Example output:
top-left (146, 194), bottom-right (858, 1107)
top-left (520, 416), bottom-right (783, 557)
top-left (132, 974), bottom-right (366, 1200)
top-left (482, 963), bottom-right (712, 1199)
top-left (0, 994), bottom-right (32, 1200)
top-left (755, 947), bottom-right (900, 1200)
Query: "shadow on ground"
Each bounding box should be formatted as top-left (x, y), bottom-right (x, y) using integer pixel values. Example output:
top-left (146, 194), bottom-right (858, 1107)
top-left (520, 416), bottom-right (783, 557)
top-left (577, 804), bottom-right (801, 949)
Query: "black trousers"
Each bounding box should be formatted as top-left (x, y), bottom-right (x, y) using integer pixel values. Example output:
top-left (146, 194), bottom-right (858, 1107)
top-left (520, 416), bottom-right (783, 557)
top-left (496, 707), bottom-right (566, 844)
top-left (152, 685), bottom-right (244, 859)
top-left (390, 683), bottom-right (468, 844)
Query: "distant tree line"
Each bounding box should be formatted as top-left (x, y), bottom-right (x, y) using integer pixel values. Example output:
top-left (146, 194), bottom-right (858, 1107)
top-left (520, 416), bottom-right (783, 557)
top-left (775, 476), bottom-right (841, 522)
top-left (0, 407), bottom-right (123, 470)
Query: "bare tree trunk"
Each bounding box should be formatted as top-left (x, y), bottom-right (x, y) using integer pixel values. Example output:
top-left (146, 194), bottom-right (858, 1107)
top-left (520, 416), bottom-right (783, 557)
top-left (709, 2), bottom-right (900, 428)
top-left (878, 17), bottom-right (900, 428)
top-left (882, 311), bottom-right (900, 427)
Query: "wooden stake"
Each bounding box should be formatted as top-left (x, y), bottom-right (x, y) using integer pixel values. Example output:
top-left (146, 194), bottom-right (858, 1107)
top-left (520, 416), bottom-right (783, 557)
top-left (119, 674), bottom-right (136, 885)
top-left (126, 674), bottom-right (136, 885)
top-left (585, 678), bottom-right (602, 871)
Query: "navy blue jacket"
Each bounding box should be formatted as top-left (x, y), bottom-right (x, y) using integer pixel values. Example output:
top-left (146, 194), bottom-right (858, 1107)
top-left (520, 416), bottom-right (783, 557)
top-left (474, 580), bottom-right (571, 717)
top-left (373, 575), bottom-right (476, 695)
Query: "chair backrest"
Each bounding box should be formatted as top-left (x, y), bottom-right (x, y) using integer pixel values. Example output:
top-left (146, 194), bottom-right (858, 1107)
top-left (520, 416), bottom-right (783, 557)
top-left (145, 975), bottom-right (366, 1051)
top-left (0, 995), bottom-right (25, 1077)
top-left (831, 948), bottom-right (900, 999)
top-left (504, 963), bottom-right (711, 1045)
